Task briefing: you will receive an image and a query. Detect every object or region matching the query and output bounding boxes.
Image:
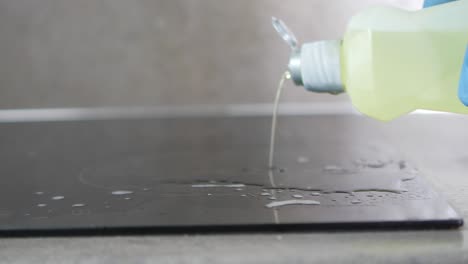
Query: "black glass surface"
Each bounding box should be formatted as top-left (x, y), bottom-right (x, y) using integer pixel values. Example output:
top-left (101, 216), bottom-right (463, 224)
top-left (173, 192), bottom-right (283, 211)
top-left (0, 115), bottom-right (462, 234)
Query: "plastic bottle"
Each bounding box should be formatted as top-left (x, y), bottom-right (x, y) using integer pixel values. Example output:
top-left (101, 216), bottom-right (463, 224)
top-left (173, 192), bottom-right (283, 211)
top-left (273, 0), bottom-right (468, 121)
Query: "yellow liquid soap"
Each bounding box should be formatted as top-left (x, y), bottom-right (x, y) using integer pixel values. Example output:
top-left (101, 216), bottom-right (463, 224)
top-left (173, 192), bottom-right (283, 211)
top-left (266, 71), bottom-right (290, 221)
top-left (268, 71), bottom-right (290, 169)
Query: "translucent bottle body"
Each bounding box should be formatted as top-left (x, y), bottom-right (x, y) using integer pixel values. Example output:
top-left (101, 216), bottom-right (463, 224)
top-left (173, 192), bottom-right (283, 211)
top-left (342, 1), bottom-right (468, 120)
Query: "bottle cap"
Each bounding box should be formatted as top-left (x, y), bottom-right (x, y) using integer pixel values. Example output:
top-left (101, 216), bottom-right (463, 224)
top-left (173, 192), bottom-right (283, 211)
top-left (290, 40), bottom-right (344, 94)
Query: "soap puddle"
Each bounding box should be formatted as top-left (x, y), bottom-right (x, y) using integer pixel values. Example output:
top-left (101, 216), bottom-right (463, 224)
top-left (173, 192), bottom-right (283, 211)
top-left (111, 190), bottom-right (134, 195)
top-left (265, 200), bottom-right (320, 208)
top-left (191, 183), bottom-right (246, 188)
top-left (292, 194), bottom-right (304, 199)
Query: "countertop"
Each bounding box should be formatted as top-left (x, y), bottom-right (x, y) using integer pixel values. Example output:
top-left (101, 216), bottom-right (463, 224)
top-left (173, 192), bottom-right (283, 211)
top-left (0, 112), bottom-right (467, 264)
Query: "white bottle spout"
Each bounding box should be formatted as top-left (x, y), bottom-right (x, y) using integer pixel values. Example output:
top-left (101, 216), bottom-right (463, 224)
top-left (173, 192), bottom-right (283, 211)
top-left (271, 17), bottom-right (303, 86)
top-left (272, 17), bottom-right (344, 94)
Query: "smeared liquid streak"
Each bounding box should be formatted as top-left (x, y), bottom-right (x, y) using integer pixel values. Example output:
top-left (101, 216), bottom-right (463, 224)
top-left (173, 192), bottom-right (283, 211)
top-left (178, 173), bottom-right (415, 194)
top-left (265, 200), bottom-right (320, 208)
top-left (157, 159), bottom-right (418, 195)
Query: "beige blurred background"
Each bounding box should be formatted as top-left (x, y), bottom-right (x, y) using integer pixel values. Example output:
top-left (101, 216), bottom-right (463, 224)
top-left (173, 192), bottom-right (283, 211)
top-left (0, 0), bottom-right (423, 109)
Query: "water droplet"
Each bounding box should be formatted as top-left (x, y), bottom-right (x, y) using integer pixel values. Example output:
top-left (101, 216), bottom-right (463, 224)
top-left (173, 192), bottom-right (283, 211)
top-left (265, 199), bottom-right (320, 208)
top-left (277, 189), bottom-right (284, 193)
top-left (297, 156), bottom-right (310, 164)
top-left (207, 193), bottom-right (212, 196)
top-left (111, 190), bottom-right (133, 195)
top-left (241, 194), bottom-right (247, 197)
top-left (351, 200), bottom-right (361, 204)
top-left (51, 196), bottom-right (65, 200)
top-left (323, 165), bottom-right (343, 172)
top-left (24, 213), bottom-right (30, 216)
top-left (399, 161), bottom-right (407, 170)
top-left (35, 192), bottom-right (44, 195)
top-left (292, 194), bottom-right (303, 199)
top-left (72, 203), bottom-right (85, 207)
top-left (260, 192), bottom-right (271, 196)
top-left (310, 192), bottom-right (321, 196)
top-left (142, 188), bottom-right (151, 191)
top-left (268, 197), bottom-right (277, 200)
top-left (124, 197), bottom-right (131, 200)
top-left (37, 204), bottom-right (47, 207)
top-left (366, 161), bottom-right (386, 168)
top-left (235, 188), bottom-right (243, 192)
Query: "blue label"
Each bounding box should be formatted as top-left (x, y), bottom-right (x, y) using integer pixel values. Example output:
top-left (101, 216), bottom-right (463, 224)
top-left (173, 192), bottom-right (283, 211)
top-left (423, 0), bottom-right (457, 8)
top-left (459, 46), bottom-right (468, 106)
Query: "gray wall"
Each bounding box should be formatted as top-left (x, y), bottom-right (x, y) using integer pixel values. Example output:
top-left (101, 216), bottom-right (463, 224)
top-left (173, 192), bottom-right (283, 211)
top-left (0, 0), bottom-right (422, 109)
